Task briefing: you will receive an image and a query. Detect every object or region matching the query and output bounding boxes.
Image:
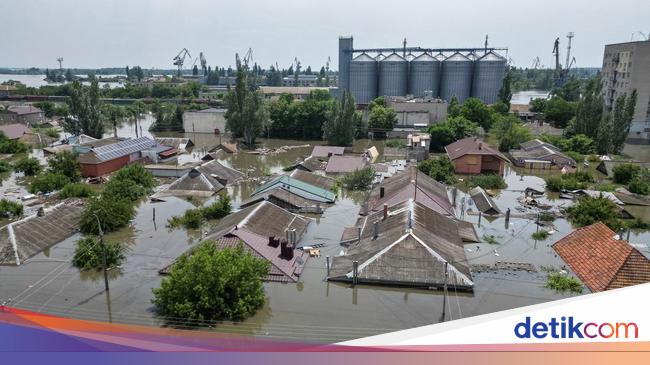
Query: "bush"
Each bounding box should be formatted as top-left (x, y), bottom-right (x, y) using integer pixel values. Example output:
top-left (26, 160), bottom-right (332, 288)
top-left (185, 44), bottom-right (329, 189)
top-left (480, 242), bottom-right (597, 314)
top-left (531, 230), bottom-right (550, 240)
top-left (469, 174), bottom-right (506, 189)
top-left (33, 127), bottom-right (60, 139)
top-left (13, 157), bottom-right (42, 176)
top-left (59, 183), bottom-right (95, 199)
top-left (72, 236), bottom-right (126, 271)
top-left (168, 209), bottom-right (203, 229)
top-left (341, 167), bottom-right (374, 190)
top-left (544, 170), bottom-right (593, 192)
top-left (594, 182), bottom-right (617, 192)
top-left (0, 199), bottom-right (23, 218)
top-left (112, 163), bottom-right (156, 190)
top-left (79, 196), bottom-right (136, 234)
top-left (29, 172), bottom-right (69, 193)
top-left (417, 156), bottom-right (455, 184)
top-left (566, 195), bottom-right (624, 231)
top-left (152, 243), bottom-right (269, 322)
top-left (47, 150), bottom-right (81, 182)
top-left (482, 234), bottom-right (500, 245)
top-left (587, 154), bottom-right (601, 163)
top-left (625, 218), bottom-right (650, 230)
top-left (0, 160), bottom-right (11, 173)
top-left (200, 194), bottom-right (232, 220)
top-left (564, 151), bottom-right (583, 163)
top-left (538, 212), bottom-right (556, 222)
top-left (612, 163), bottom-right (642, 184)
top-left (385, 139), bottom-right (406, 148)
top-left (546, 272), bottom-right (583, 293)
top-left (0, 134), bottom-right (29, 154)
top-left (103, 178), bottom-right (148, 201)
top-left (628, 176), bottom-right (650, 195)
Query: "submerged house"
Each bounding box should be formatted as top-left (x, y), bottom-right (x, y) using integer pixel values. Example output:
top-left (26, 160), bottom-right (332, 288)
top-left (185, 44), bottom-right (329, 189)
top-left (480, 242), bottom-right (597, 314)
top-left (0, 201), bottom-right (85, 266)
top-left (325, 155), bottom-right (368, 174)
top-left (329, 199), bottom-right (474, 290)
top-left (596, 160), bottom-right (650, 177)
top-left (469, 186), bottom-right (500, 215)
top-left (152, 160), bottom-right (244, 200)
top-left (445, 137), bottom-right (508, 175)
top-left (509, 139), bottom-right (576, 169)
top-left (289, 169), bottom-right (336, 191)
top-left (284, 155), bottom-right (327, 172)
top-left (241, 173), bottom-right (336, 213)
top-left (77, 137), bottom-right (161, 177)
top-left (552, 222), bottom-right (650, 292)
top-left (365, 166), bottom-right (455, 217)
top-left (161, 201), bottom-right (311, 283)
top-left (311, 145), bottom-right (345, 158)
top-left (154, 137), bottom-right (194, 152)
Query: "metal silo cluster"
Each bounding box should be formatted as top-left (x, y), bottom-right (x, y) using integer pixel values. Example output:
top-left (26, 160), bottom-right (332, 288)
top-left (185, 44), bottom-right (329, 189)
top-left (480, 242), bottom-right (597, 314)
top-left (339, 36), bottom-right (507, 104)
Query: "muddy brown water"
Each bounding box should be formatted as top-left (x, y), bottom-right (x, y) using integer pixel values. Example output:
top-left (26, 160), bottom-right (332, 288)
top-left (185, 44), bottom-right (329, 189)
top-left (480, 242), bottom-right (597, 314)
top-left (2, 116), bottom-right (650, 343)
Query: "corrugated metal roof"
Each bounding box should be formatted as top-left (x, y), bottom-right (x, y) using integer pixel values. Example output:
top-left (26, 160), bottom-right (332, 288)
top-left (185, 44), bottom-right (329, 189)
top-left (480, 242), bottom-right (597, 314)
top-left (445, 137), bottom-right (508, 161)
top-left (412, 53), bottom-right (436, 62)
top-left (381, 53), bottom-right (406, 62)
top-left (88, 137), bottom-right (156, 163)
top-left (325, 156), bottom-right (367, 173)
top-left (253, 175), bottom-right (336, 202)
top-left (469, 186), bottom-right (500, 215)
top-left (444, 52), bottom-right (471, 62)
top-left (352, 53), bottom-right (377, 62)
top-left (479, 51), bottom-right (506, 62)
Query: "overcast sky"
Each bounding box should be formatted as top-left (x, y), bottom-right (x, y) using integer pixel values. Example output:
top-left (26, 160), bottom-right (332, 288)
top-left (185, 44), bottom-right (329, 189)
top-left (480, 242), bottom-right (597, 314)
top-left (2, 0), bottom-right (649, 70)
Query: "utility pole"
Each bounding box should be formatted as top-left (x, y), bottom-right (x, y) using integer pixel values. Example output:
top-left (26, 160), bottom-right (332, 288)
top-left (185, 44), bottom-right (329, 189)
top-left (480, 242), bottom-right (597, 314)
top-left (441, 261), bottom-right (449, 322)
top-left (94, 214), bottom-right (110, 292)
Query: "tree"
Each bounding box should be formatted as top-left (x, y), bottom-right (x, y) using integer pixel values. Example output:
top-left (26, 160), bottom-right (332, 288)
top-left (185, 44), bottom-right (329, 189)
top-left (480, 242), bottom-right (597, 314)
top-left (13, 157), bottom-right (42, 176)
top-left (447, 96), bottom-right (460, 117)
top-left (0, 199), bottom-right (23, 218)
top-left (572, 75), bottom-right (603, 138)
top-left (192, 65), bottom-right (199, 76)
top-left (112, 163), bottom-right (156, 191)
top-left (566, 195), bottom-right (624, 232)
top-left (47, 150), bottom-right (81, 182)
top-left (341, 167), bottom-right (374, 190)
top-left (79, 196), bottom-right (136, 234)
top-left (29, 172), bottom-right (69, 193)
top-left (426, 116), bottom-right (477, 152)
top-left (530, 98), bottom-right (547, 113)
top-left (64, 78), bottom-right (105, 138)
top-left (595, 113), bottom-right (613, 155)
top-left (543, 96), bottom-right (575, 128)
top-left (611, 90), bottom-right (637, 153)
top-left (65, 69), bottom-right (74, 83)
top-left (459, 98), bottom-right (494, 130)
top-left (552, 75), bottom-right (581, 102)
top-left (103, 178), bottom-right (148, 201)
top-left (498, 70), bottom-right (513, 107)
top-left (417, 157), bottom-right (455, 184)
top-left (491, 114), bottom-right (532, 151)
top-left (367, 105), bottom-right (397, 137)
top-left (72, 236), bottom-right (125, 271)
top-left (323, 91), bottom-right (358, 146)
top-left (225, 58), bottom-right (268, 148)
top-left (612, 163), bottom-right (642, 184)
top-left (368, 96), bottom-right (386, 111)
top-left (152, 243), bottom-right (269, 322)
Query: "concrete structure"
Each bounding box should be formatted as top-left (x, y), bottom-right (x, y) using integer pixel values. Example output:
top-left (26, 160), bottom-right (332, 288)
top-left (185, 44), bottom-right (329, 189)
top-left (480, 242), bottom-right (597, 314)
top-left (182, 108), bottom-right (227, 134)
top-left (282, 74), bottom-right (319, 87)
top-left (77, 137), bottom-right (157, 177)
top-left (509, 139), bottom-right (576, 170)
top-left (385, 96), bottom-right (448, 128)
top-left (445, 137), bottom-right (508, 175)
top-left (0, 105), bottom-right (44, 125)
top-left (602, 40), bottom-right (650, 129)
top-left (260, 86), bottom-right (330, 101)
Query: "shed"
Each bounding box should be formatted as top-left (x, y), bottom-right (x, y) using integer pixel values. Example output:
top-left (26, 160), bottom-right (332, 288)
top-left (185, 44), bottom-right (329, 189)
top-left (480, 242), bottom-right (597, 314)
top-left (0, 123), bottom-right (30, 140)
top-left (445, 137), bottom-right (508, 175)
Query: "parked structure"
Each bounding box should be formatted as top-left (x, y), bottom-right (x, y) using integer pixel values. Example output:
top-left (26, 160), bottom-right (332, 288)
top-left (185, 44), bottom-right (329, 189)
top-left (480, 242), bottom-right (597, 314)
top-left (162, 201), bottom-right (311, 283)
top-left (509, 139), bottom-right (576, 170)
top-left (182, 108), bottom-right (227, 134)
top-left (77, 137), bottom-right (158, 177)
top-left (0, 105), bottom-right (44, 125)
top-left (329, 199), bottom-right (474, 290)
top-left (552, 222), bottom-right (650, 292)
top-left (445, 137), bottom-right (507, 174)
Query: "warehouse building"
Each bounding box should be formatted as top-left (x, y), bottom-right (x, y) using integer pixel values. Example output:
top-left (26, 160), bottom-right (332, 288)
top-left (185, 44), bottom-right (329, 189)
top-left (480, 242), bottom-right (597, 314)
top-left (182, 108), bottom-right (227, 134)
top-left (338, 36), bottom-right (507, 104)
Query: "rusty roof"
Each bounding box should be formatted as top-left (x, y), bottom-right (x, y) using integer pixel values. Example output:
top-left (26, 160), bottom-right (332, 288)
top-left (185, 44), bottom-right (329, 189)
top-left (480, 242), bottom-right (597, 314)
top-left (552, 222), bottom-right (650, 292)
top-left (445, 137), bottom-right (507, 161)
top-left (366, 166), bottom-right (454, 216)
top-left (0, 123), bottom-right (30, 140)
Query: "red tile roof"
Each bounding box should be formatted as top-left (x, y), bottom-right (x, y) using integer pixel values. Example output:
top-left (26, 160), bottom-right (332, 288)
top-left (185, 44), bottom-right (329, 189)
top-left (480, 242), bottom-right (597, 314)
top-left (552, 222), bottom-right (650, 292)
top-left (0, 123), bottom-right (29, 140)
top-left (445, 137), bottom-right (507, 161)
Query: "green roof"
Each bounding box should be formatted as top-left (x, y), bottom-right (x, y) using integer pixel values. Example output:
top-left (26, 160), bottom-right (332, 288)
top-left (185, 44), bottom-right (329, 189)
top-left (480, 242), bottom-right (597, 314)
top-left (253, 175), bottom-right (336, 202)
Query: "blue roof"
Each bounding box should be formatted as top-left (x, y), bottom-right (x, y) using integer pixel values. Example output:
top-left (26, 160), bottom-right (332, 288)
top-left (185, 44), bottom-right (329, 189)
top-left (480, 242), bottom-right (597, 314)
top-left (253, 175), bottom-right (336, 202)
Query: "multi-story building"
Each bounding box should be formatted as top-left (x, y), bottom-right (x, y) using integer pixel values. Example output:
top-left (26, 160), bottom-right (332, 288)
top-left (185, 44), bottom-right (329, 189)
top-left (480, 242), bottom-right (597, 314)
top-left (602, 40), bottom-right (650, 129)
top-left (0, 105), bottom-right (44, 125)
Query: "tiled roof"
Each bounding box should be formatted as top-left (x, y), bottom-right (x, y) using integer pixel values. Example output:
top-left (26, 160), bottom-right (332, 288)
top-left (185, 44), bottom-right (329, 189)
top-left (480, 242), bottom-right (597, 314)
top-left (325, 156), bottom-right (368, 173)
top-left (0, 123), bottom-right (29, 140)
top-left (7, 105), bottom-right (42, 115)
top-left (552, 222), bottom-right (650, 292)
top-left (311, 146), bottom-right (345, 157)
top-left (445, 137), bottom-right (507, 161)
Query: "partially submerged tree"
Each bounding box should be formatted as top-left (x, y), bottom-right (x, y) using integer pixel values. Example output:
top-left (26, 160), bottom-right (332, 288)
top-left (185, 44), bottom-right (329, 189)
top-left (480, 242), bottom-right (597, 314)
top-left (323, 90), bottom-right (358, 146)
top-left (152, 243), bottom-right (269, 323)
top-left (64, 77), bottom-right (105, 138)
top-left (566, 195), bottom-right (624, 232)
top-left (72, 236), bottom-right (126, 271)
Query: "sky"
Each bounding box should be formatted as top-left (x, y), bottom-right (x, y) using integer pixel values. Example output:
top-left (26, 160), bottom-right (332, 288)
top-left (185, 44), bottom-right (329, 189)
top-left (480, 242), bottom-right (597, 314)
top-left (2, 0), bottom-right (649, 70)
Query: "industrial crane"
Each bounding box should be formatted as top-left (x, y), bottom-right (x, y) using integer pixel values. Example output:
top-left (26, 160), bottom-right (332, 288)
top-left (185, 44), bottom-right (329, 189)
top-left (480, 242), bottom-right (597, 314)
top-left (531, 56), bottom-right (541, 69)
top-left (552, 33), bottom-right (577, 87)
top-left (57, 57), bottom-right (64, 71)
top-left (173, 48), bottom-right (191, 74)
top-left (242, 48), bottom-right (254, 70)
top-left (630, 31), bottom-right (649, 41)
top-left (565, 32), bottom-right (574, 69)
top-left (199, 52), bottom-right (207, 75)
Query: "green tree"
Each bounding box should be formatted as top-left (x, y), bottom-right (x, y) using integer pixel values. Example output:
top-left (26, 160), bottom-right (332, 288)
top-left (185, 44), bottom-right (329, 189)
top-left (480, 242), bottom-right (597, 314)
top-left (13, 157), bottom-right (42, 176)
top-left (566, 195), bottom-right (624, 232)
top-left (543, 96), bottom-right (575, 128)
top-left (491, 114), bottom-right (532, 151)
top-left (498, 70), bottom-right (513, 107)
top-left (0, 199), bottom-right (23, 218)
top-left (59, 183), bottom-right (95, 199)
top-left (612, 163), bottom-right (642, 184)
top-left (341, 167), bottom-right (374, 190)
top-left (595, 113), bottom-right (613, 155)
top-left (611, 90), bottom-right (637, 153)
top-left (552, 75), bottom-right (582, 102)
top-left (572, 75), bottom-right (603, 138)
top-left (447, 96), bottom-right (460, 117)
top-left (72, 236), bottom-right (125, 271)
top-left (459, 98), bottom-right (493, 130)
top-left (426, 116), bottom-right (477, 152)
top-left (225, 58), bottom-right (268, 148)
top-left (112, 163), bottom-right (156, 191)
top-left (530, 98), bottom-right (547, 113)
top-left (368, 105), bottom-right (397, 136)
top-left (152, 243), bottom-right (269, 322)
top-left (417, 157), bottom-right (455, 184)
top-left (29, 172), bottom-right (69, 193)
top-left (47, 150), bottom-right (81, 182)
top-left (323, 91), bottom-right (358, 146)
top-left (65, 78), bottom-right (105, 138)
top-left (79, 196), bottom-right (136, 234)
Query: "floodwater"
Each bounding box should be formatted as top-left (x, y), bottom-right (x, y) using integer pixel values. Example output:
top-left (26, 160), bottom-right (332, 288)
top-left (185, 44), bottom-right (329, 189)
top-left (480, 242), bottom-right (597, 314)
top-left (511, 90), bottom-right (549, 105)
top-left (2, 115), bottom-right (650, 343)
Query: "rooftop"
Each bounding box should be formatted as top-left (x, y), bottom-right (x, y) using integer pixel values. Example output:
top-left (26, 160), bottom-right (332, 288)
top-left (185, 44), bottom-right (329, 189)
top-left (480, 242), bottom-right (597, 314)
top-left (445, 137), bottom-right (507, 161)
top-left (552, 222), bottom-right (650, 292)
top-left (5, 105), bottom-right (42, 115)
top-left (253, 174), bottom-right (336, 203)
top-left (325, 155), bottom-right (368, 173)
top-left (311, 145), bottom-right (345, 158)
top-left (77, 137), bottom-right (157, 164)
top-left (0, 123), bottom-right (30, 140)
top-left (289, 169), bottom-right (336, 191)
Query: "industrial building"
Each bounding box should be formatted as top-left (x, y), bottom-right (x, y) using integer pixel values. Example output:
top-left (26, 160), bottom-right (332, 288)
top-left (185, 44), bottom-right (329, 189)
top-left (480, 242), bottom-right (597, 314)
top-left (338, 36), bottom-right (507, 104)
top-left (182, 108), bottom-right (227, 134)
top-left (602, 39), bottom-right (650, 132)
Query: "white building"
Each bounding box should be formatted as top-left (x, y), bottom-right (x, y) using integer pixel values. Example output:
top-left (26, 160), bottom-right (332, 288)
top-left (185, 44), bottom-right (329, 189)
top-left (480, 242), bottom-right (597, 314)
top-left (182, 108), bottom-right (227, 134)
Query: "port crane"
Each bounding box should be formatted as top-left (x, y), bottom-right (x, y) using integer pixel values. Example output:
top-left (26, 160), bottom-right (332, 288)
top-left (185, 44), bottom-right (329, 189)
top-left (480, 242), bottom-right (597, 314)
top-left (57, 57), bottom-right (64, 71)
top-left (173, 48), bottom-right (191, 73)
top-left (199, 52), bottom-right (207, 74)
top-left (552, 33), bottom-right (576, 87)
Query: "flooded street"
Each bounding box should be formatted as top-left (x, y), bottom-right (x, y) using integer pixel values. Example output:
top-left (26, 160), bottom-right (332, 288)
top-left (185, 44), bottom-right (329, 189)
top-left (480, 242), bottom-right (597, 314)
top-left (3, 115), bottom-right (650, 343)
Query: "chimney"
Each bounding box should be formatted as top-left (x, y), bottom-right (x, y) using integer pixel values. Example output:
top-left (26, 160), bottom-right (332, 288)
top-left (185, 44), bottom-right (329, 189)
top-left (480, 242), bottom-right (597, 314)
top-left (280, 238), bottom-right (288, 256)
top-left (290, 228), bottom-right (297, 245)
top-left (268, 236), bottom-right (279, 248)
top-left (37, 207), bottom-right (45, 217)
top-left (285, 229), bottom-right (290, 244)
top-left (373, 221), bottom-right (379, 240)
top-left (328, 152), bottom-right (333, 157)
top-left (280, 238), bottom-right (294, 260)
top-left (383, 204), bottom-right (388, 220)
top-left (478, 142), bottom-right (482, 150)
top-left (380, 186), bottom-right (385, 198)
top-left (361, 203), bottom-right (368, 216)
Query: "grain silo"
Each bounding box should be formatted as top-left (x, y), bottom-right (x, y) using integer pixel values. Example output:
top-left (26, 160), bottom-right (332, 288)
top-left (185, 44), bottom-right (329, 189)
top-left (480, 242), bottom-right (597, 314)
top-left (408, 53), bottom-right (441, 98)
top-left (440, 52), bottom-right (473, 102)
top-left (378, 53), bottom-right (408, 97)
top-left (471, 51), bottom-right (507, 104)
top-left (349, 53), bottom-right (378, 104)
